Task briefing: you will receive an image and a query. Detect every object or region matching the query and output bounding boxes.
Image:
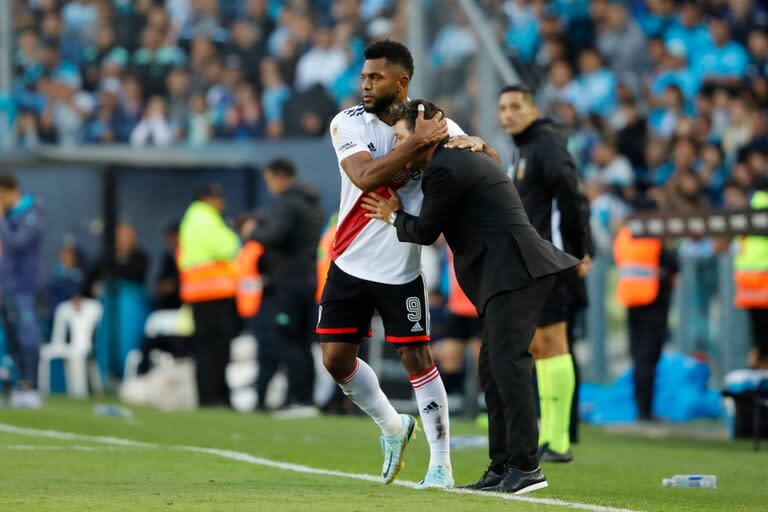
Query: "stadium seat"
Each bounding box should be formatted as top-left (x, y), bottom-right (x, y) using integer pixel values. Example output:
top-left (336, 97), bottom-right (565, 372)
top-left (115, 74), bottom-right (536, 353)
top-left (38, 299), bottom-right (104, 398)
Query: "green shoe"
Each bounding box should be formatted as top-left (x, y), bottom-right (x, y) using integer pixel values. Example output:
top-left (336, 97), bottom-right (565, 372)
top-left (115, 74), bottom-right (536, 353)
top-left (415, 464), bottom-right (454, 489)
top-left (380, 414), bottom-right (418, 484)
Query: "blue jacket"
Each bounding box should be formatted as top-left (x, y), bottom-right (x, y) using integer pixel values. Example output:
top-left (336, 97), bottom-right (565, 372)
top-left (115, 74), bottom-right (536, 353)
top-left (0, 195), bottom-right (44, 294)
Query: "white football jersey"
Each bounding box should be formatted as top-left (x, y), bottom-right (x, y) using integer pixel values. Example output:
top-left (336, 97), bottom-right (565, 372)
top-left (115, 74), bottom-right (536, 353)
top-left (329, 104), bottom-right (464, 284)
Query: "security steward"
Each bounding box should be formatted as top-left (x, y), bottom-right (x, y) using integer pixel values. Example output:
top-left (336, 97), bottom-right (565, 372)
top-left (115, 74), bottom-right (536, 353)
top-left (361, 100), bottom-right (580, 495)
top-left (179, 184), bottom-right (240, 407)
top-left (498, 85), bottom-right (590, 463)
top-left (614, 197), bottom-right (677, 421)
top-left (733, 189), bottom-right (768, 370)
top-left (242, 159), bottom-right (324, 412)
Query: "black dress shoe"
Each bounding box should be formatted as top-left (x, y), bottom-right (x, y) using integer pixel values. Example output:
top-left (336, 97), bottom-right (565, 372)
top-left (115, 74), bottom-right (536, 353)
top-left (539, 446), bottom-right (573, 463)
top-left (457, 467), bottom-right (504, 490)
top-left (482, 466), bottom-right (548, 495)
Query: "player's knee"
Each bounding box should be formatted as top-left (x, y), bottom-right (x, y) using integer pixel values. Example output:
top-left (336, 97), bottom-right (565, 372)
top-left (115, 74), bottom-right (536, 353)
top-left (397, 344), bottom-right (434, 375)
top-left (321, 348), bottom-right (356, 381)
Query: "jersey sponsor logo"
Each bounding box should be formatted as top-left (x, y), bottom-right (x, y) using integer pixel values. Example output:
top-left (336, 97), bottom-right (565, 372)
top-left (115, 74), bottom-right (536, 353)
top-left (391, 168), bottom-right (422, 184)
top-left (336, 141), bottom-right (357, 153)
top-left (367, 142), bottom-right (377, 152)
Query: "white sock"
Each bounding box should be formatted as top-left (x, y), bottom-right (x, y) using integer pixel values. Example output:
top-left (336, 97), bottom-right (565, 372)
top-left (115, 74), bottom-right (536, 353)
top-left (409, 364), bottom-right (451, 470)
top-left (336, 358), bottom-right (402, 436)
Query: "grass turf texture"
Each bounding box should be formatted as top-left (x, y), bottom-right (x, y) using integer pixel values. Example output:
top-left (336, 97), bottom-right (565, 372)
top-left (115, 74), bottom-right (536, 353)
top-left (0, 398), bottom-right (766, 511)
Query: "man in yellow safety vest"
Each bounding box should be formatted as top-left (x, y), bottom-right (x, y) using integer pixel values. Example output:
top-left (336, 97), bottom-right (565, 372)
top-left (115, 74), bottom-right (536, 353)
top-left (179, 184), bottom-right (240, 406)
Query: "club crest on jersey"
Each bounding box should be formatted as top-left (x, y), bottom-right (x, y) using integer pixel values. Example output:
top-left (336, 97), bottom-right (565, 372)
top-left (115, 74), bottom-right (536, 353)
top-left (392, 167), bottom-right (422, 184)
top-left (514, 158), bottom-right (527, 181)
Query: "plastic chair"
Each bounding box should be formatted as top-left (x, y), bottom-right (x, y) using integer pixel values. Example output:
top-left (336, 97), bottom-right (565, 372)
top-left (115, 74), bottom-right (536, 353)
top-left (38, 299), bottom-right (104, 398)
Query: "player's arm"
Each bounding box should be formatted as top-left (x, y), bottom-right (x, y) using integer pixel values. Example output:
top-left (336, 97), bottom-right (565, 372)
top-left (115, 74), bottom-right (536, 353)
top-left (333, 111), bottom-right (448, 193)
top-left (361, 166), bottom-right (459, 246)
top-left (538, 143), bottom-right (586, 259)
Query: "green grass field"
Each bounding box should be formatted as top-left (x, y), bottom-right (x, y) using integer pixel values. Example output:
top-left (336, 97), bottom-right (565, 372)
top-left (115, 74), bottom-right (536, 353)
top-left (0, 398), bottom-right (766, 511)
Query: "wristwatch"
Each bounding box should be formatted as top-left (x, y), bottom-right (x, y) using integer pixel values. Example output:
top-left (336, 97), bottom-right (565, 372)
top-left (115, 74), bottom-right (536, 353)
top-left (387, 211), bottom-right (399, 225)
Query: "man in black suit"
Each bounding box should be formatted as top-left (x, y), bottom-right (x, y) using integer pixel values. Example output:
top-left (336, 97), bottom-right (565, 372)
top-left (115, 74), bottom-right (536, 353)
top-left (362, 100), bottom-right (579, 494)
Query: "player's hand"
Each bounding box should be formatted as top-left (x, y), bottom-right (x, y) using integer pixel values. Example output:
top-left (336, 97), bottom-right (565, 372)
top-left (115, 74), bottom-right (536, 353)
top-left (444, 135), bottom-right (486, 152)
top-left (361, 188), bottom-right (402, 223)
top-left (414, 104), bottom-right (447, 148)
top-left (240, 218), bottom-right (257, 238)
top-left (576, 255), bottom-right (592, 278)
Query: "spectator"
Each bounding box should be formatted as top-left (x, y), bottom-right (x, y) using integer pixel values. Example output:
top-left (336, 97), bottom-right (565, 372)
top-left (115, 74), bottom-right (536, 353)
top-left (722, 96), bottom-right (754, 159)
top-left (131, 26), bottom-right (187, 99)
top-left (154, 223), bottom-right (182, 311)
top-left (83, 222), bottom-right (150, 298)
top-left (61, 0), bottom-right (99, 48)
top-left (260, 57), bottom-right (291, 139)
top-left (48, 242), bottom-right (86, 319)
top-left (116, 75), bottom-right (143, 140)
top-left (180, 0), bottom-right (228, 44)
top-left (746, 29), bottom-right (768, 84)
top-left (39, 65), bottom-right (95, 146)
top-left (585, 137), bottom-right (634, 187)
top-left (615, 99), bottom-right (648, 175)
top-left (650, 41), bottom-right (698, 103)
top-left (538, 59), bottom-right (582, 117)
top-left (663, 0), bottom-right (711, 62)
top-left (220, 83), bottom-right (265, 140)
top-left (727, 0), bottom-right (768, 46)
top-left (130, 96), bottom-right (175, 147)
top-left (282, 84), bottom-right (337, 137)
top-left (595, 1), bottom-right (647, 95)
top-left (227, 21), bottom-right (266, 90)
top-left (84, 78), bottom-right (126, 143)
top-left (166, 68), bottom-right (191, 138)
top-left (81, 25), bottom-right (129, 92)
top-left (187, 92), bottom-right (213, 146)
top-left (694, 18), bottom-right (748, 90)
top-left (294, 25), bottom-right (349, 92)
top-left (575, 47), bottom-right (617, 117)
top-left (649, 84), bottom-right (686, 140)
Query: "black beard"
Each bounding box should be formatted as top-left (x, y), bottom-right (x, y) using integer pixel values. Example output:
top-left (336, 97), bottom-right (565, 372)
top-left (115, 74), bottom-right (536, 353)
top-left (364, 91), bottom-right (399, 115)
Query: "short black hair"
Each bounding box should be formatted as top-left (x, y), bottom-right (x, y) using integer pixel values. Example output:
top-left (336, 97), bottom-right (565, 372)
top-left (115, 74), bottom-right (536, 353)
top-left (197, 183), bottom-right (224, 200)
top-left (265, 158), bottom-right (296, 177)
top-left (499, 84), bottom-right (535, 104)
top-left (0, 173), bottom-right (19, 191)
top-left (390, 99), bottom-right (443, 132)
top-left (364, 40), bottom-right (414, 78)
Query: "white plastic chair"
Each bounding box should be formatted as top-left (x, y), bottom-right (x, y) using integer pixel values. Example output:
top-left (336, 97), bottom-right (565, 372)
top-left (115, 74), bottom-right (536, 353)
top-left (38, 299), bottom-right (104, 398)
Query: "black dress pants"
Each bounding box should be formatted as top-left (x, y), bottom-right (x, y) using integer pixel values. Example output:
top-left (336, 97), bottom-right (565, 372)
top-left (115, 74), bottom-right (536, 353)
top-left (261, 281), bottom-right (316, 406)
top-left (628, 292), bottom-right (671, 420)
top-left (192, 298), bottom-right (238, 406)
top-left (479, 274), bottom-right (555, 472)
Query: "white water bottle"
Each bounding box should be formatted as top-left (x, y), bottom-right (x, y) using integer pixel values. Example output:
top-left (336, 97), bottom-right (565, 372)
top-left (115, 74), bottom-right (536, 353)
top-left (662, 475), bottom-right (717, 488)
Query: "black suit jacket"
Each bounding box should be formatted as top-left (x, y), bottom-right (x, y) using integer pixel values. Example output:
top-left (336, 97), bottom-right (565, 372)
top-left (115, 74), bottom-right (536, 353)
top-left (394, 146), bottom-right (579, 315)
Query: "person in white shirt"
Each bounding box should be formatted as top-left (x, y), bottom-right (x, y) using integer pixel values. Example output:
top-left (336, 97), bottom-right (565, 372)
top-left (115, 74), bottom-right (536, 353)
top-left (130, 96), bottom-right (175, 147)
top-left (317, 40), bottom-right (499, 490)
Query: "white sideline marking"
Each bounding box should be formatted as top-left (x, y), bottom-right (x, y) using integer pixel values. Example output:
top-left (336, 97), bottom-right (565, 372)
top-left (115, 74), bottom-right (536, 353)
top-left (0, 423), bottom-right (640, 512)
top-left (6, 444), bottom-right (142, 452)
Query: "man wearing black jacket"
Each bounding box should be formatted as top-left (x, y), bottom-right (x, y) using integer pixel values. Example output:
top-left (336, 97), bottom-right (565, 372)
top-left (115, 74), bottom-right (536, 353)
top-left (362, 100), bottom-right (579, 495)
top-left (499, 85), bottom-right (589, 462)
top-left (242, 158), bottom-right (324, 414)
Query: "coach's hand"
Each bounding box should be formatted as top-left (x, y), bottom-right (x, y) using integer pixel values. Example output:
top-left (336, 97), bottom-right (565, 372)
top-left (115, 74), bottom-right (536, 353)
top-left (444, 135), bottom-right (485, 152)
top-left (362, 188), bottom-right (402, 223)
top-left (414, 104), bottom-right (448, 148)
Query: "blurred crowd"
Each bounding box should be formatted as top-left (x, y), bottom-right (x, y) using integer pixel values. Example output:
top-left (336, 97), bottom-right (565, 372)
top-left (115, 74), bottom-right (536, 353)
top-left (7, 0), bottom-right (407, 146)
